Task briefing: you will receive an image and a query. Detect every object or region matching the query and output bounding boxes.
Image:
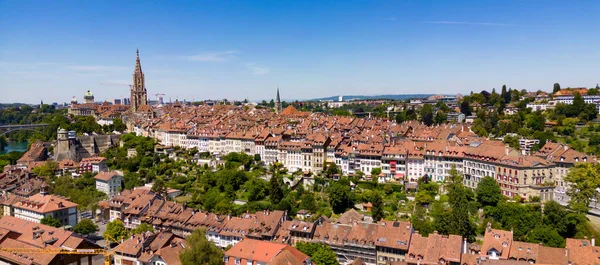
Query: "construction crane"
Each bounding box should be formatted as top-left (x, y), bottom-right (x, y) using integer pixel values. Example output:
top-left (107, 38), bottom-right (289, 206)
top-left (0, 234), bottom-right (122, 265)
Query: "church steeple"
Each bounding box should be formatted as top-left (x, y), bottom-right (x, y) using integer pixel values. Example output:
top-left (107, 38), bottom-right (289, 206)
top-left (276, 86), bottom-right (281, 102)
top-left (135, 49), bottom-right (142, 73)
top-left (275, 86), bottom-right (282, 114)
top-left (131, 49), bottom-right (148, 112)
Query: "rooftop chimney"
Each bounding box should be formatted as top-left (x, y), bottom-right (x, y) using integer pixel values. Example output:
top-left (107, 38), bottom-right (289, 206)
top-left (463, 238), bottom-right (468, 254)
top-left (592, 236), bottom-right (595, 246)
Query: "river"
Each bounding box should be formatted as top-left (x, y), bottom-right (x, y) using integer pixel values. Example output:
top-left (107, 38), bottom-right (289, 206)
top-left (0, 141), bottom-right (29, 154)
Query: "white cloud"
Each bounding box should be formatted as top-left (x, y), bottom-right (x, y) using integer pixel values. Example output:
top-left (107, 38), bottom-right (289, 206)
top-left (245, 63), bottom-right (270, 75)
top-left (185, 50), bottom-right (239, 62)
top-left (423, 21), bottom-right (514, 26)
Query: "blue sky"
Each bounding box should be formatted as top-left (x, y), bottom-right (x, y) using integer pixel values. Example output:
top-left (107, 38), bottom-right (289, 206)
top-left (1, 0), bottom-right (599, 104)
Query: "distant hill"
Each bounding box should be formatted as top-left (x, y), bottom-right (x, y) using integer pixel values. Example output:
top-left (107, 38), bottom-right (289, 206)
top-left (309, 94), bottom-right (438, 101)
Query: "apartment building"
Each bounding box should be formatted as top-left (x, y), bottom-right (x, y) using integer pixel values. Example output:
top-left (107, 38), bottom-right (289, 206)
top-left (12, 193), bottom-right (78, 227)
top-left (78, 157), bottom-right (108, 174)
top-left (94, 171), bottom-right (123, 198)
top-left (535, 142), bottom-right (593, 201)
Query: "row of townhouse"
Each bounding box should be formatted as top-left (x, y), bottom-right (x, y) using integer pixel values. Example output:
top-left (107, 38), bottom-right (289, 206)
top-left (278, 214), bottom-right (592, 265)
top-left (99, 188), bottom-right (287, 249)
top-left (127, 105), bottom-right (596, 202)
top-left (100, 183), bottom-right (594, 265)
top-left (135, 119), bottom-right (595, 201)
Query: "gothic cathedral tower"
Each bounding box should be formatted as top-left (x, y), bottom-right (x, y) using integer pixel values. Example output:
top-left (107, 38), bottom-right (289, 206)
top-left (131, 49), bottom-right (148, 112)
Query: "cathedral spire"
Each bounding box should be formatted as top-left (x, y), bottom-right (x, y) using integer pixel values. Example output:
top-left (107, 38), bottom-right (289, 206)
top-left (135, 49), bottom-right (142, 73)
top-left (276, 86), bottom-right (281, 102)
top-left (275, 86), bottom-right (282, 114)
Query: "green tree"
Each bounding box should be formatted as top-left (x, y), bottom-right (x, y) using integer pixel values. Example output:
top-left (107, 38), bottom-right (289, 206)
top-left (295, 242), bottom-right (338, 265)
top-left (460, 101), bottom-right (472, 116)
top-left (553, 83), bottom-right (561, 94)
top-left (395, 111), bottom-right (406, 123)
top-left (371, 192), bottom-right (385, 221)
top-left (269, 174), bottom-right (284, 204)
top-left (415, 190), bottom-right (434, 205)
top-left (446, 167), bottom-right (476, 241)
top-left (73, 219), bottom-right (98, 235)
top-left (501, 85), bottom-right (510, 103)
top-left (371, 167), bottom-right (381, 177)
top-left (104, 220), bottom-right (130, 241)
top-left (485, 202), bottom-right (541, 240)
top-left (476, 176), bottom-right (502, 207)
top-left (412, 204), bottom-right (434, 236)
top-left (152, 177), bottom-right (167, 196)
top-left (502, 135), bottom-right (520, 150)
top-left (40, 216), bottom-right (61, 228)
top-left (324, 163), bottom-right (340, 178)
top-left (32, 161), bottom-right (58, 177)
top-left (112, 118), bottom-right (127, 132)
top-left (300, 193), bottom-right (318, 212)
top-left (179, 229), bottom-right (223, 265)
top-left (130, 223), bottom-right (154, 235)
top-left (328, 178), bottom-right (354, 214)
top-left (526, 225), bottom-right (565, 248)
top-left (526, 111), bottom-right (546, 131)
top-left (246, 178), bottom-right (267, 202)
top-left (434, 111), bottom-right (447, 125)
top-left (565, 163), bottom-right (600, 214)
top-left (420, 104), bottom-right (434, 126)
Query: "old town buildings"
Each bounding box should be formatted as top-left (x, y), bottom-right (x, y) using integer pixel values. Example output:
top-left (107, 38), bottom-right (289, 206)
top-left (100, 186), bottom-right (599, 265)
top-left (124, 102), bottom-right (596, 202)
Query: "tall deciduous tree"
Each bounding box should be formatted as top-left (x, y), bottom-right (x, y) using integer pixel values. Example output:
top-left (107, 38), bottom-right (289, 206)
top-left (269, 174), bottom-right (284, 204)
top-left (565, 163), bottom-right (600, 214)
top-left (434, 111), bottom-right (447, 125)
top-left (446, 167), bottom-right (476, 242)
top-left (460, 101), bottom-right (472, 116)
top-left (179, 229), bottom-right (223, 265)
top-left (328, 178), bottom-right (354, 214)
top-left (420, 104), bottom-right (434, 126)
top-left (300, 193), bottom-right (318, 212)
top-left (476, 176), bottom-right (502, 207)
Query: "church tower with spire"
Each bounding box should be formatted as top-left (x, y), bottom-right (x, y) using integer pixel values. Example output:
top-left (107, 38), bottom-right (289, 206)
top-left (130, 49), bottom-right (148, 112)
top-left (275, 87), bottom-right (282, 114)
